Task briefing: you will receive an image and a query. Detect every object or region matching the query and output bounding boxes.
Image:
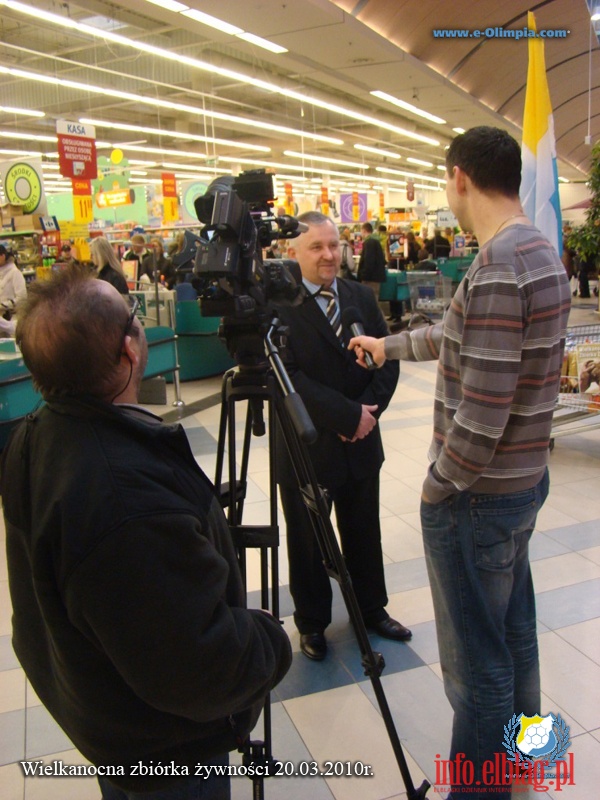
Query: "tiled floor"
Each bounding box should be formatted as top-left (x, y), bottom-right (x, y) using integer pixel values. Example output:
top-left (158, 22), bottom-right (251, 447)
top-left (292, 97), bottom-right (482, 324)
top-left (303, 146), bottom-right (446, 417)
top-left (1, 296), bottom-right (599, 800)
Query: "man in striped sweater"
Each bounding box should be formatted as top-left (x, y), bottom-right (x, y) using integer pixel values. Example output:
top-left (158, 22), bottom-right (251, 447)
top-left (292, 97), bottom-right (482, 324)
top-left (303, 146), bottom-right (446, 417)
top-left (349, 127), bottom-right (571, 799)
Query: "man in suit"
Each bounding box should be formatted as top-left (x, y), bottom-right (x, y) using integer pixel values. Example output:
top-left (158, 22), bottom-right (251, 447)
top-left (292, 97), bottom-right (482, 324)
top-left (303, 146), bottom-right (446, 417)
top-left (357, 221), bottom-right (387, 295)
top-left (276, 211), bottom-right (411, 661)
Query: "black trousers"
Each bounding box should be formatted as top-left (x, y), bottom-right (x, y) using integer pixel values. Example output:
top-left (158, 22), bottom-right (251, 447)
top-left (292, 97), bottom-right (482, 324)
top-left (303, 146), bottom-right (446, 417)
top-left (279, 473), bottom-right (388, 634)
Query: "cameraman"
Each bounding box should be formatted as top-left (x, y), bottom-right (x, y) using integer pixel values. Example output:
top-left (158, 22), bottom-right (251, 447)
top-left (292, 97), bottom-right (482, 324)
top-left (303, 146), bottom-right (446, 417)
top-left (1, 270), bottom-right (292, 800)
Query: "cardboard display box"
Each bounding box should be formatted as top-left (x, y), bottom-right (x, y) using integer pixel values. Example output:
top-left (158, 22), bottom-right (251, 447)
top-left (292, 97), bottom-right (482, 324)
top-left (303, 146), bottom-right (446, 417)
top-left (11, 214), bottom-right (44, 232)
top-left (0, 203), bottom-right (25, 226)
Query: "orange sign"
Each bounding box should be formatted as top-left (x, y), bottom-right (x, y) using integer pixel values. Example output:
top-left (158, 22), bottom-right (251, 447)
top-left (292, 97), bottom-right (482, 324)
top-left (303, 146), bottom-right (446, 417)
top-left (95, 188), bottom-right (135, 208)
top-left (352, 191), bottom-right (360, 222)
top-left (320, 186), bottom-right (329, 215)
top-left (162, 172), bottom-right (177, 198)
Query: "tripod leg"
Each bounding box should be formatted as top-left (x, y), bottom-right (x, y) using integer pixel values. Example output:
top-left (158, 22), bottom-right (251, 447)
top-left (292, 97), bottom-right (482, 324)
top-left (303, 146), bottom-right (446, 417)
top-left (274, 391), bottom-right (430, 800)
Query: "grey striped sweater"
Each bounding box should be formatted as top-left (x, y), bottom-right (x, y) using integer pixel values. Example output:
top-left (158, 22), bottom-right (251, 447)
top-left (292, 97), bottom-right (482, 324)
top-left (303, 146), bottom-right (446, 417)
top-left (385, 224), bottom-right (571, 503)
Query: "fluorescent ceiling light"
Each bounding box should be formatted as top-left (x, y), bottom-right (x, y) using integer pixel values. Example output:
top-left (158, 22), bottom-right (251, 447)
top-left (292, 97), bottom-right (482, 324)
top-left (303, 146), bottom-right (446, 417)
top-left (179, 9), bottom-right (243, 35)
top-left (591, 12), bottom-right (600, 20)
top-left (0, 105), bottom-right (44, 117)
top-left (354, 144), bottom-right (401, 159)
top-left (0, 130), bottom-right (56, 142)
top-left (0, 148), bottom-right (42, 156)
top-left (371, 91), bottom-right (446, 125)
top-left (376, 166), bottom-right (446, 184)
top-left (235, 32), bottom-right (287, 54)
top-left (161, 162), bottom-right (224, 174)
top-left (143, 0), bottom-right (188, 11)
top-left (284, 150), bottom-right (369, 169)
top-left (437, 165), bottom-right (446, 171)
top-left (452, 127), bottom-right (466, 134)
top-left (79, 118), bottom-right (271, 153)
top-left (0, 1), bottom-right (437, 146)
top-left (407, 157), bottom-right (434, 167)
top-left (0, 64), bottom-right (341, 145)
top-left (558, 176), bottom-right (569, 183)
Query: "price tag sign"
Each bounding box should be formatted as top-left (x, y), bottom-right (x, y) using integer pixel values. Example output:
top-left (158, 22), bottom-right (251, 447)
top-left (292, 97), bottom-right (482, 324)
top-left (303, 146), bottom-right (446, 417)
top-left (72, 178), bottom-right (93, 224)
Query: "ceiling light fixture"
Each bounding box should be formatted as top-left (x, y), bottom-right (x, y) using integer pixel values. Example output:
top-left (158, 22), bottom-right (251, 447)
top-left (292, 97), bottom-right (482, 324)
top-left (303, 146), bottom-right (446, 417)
top-left (178, 9), bottom-right (243, 35)
top-left (376, 166), bottom-right (446, 184)
top-left (0, 64), bottom-right (342, 145)
top-left (0, 105), bottom-right (44, 117)
top-left (283, 150), bottom-right (369, 169)
top-left (143, 0), bottom-right (189, 11)
top-left (235, 32), bottom-right (287, 54)
top-left (0, 1), bottom-right (438, 146)
top-left (79, 118), bottom-right (271, 153)
top-left (407, 157), bottom-right (434, 168)
top-left (371, 91), bottom-right (446, 125)
top-left (353, 144), bottom-right (401, 159)
top-left (452, 127), bottom-right (466, 134)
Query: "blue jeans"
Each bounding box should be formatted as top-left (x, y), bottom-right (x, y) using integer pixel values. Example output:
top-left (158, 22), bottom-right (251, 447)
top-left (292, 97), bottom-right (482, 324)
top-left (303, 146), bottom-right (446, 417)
top-left (421, 470), bottom-right (549, 800)
top-left (98, 754), bottom-right (230, 800)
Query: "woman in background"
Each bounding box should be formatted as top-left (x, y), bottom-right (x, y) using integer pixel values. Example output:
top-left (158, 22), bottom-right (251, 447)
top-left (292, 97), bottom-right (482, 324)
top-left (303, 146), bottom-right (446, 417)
top-left (90, 238), bottom-right (129, 295)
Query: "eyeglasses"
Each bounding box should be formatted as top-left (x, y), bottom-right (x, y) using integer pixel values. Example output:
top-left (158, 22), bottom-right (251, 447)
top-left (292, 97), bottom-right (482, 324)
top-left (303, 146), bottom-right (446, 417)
top-left (118, 295), bottom-right (140, 361)
top-left (124, 295), bottom-right (140, 336)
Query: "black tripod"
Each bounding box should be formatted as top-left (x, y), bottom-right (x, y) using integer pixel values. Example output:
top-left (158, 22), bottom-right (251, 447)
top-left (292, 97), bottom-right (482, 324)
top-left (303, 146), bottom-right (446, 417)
top-left (213, 317), bottom-right (430, 800)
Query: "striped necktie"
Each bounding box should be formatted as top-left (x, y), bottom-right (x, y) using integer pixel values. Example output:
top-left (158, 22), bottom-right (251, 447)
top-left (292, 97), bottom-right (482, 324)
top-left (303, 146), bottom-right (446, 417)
top-left (320, 288), bottom-right (343, 343)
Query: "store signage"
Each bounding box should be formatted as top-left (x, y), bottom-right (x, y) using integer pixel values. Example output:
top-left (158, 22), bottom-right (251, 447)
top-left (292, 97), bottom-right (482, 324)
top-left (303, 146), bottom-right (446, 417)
top-left (57, 120), bottom-right (97, 181)
top-left (284, 182), bottom-right (294, 216)
top-left (320, 186), bottom-right (329, 215)
top-left (340, 193), bottom-right (367, 223)
top-left (407, 180), bottom-right (415, 202)
top-left (95, 188), bottom-right (135, 208)
top-left (436, 209), bottom-right (459, 228)
top-left (162, 172), bottom-right (179, 223)
top-left (0, 158), bottom-right (47, 215)
top-left (72, 178), bottom-right (93, 224)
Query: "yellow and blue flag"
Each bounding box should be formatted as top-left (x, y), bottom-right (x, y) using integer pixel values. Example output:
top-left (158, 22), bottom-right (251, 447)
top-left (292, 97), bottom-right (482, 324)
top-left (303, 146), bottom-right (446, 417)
top-left (520, 11), bottom-right (562, 255)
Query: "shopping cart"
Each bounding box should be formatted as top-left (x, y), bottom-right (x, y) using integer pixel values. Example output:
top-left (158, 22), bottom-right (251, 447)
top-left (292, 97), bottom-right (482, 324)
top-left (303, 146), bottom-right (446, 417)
top-left (405, 270), bottom-right (453, 316)
top-left (552, 323), bottom-right (600, 439)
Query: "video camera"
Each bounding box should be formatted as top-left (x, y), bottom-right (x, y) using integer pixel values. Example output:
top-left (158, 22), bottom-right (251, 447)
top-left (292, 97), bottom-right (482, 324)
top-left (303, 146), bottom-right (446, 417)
top-left (171, 169), bottom-right (306, 364)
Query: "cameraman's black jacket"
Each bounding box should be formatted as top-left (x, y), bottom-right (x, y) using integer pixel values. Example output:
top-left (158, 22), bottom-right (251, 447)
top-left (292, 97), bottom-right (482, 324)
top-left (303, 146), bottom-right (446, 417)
top-left (1, 396), bottom-right (291, 790)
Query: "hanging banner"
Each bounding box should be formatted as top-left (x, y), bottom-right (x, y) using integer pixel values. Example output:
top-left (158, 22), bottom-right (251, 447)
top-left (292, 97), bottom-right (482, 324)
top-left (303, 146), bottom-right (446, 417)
top-left (162, 172), bottom-right (179, 223)
top-left (379, 191), bottom-right (385, 218)
top-left (320, 186), bottom-right (329, 215)
top-left (0, 158), bottom-right (47, 215)
top-left (339, 193), bottom-right (367, 224)
top-left (72, 178), bottom-right (93, 224)
top-left (284, 182), bottom-right (294, 216)
top-left (57, 120), bottom-right (97, 181)
top-left (406, 181), bottom-right (415, 202)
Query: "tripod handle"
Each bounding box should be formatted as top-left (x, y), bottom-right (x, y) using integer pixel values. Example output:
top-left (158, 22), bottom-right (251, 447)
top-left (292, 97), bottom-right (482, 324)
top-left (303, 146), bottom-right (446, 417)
top-left (284, 393), bottom-right (317, 444)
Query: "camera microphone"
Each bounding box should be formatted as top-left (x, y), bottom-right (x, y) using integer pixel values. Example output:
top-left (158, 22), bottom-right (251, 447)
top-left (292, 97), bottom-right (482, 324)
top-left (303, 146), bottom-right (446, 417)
top-left (341, 307), bottom-right (377, 370)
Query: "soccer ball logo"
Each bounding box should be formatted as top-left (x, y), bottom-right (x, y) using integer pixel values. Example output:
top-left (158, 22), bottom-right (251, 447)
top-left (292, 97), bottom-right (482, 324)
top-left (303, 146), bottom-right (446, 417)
top-left (516, 714), bottom-right (557, 757)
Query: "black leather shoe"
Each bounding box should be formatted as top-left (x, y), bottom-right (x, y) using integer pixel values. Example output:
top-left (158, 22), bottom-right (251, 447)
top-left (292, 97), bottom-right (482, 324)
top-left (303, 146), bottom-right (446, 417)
top-left (368, 617), bottom-right (412, 642)
top-left (299, 632), bottom-right (327, 661)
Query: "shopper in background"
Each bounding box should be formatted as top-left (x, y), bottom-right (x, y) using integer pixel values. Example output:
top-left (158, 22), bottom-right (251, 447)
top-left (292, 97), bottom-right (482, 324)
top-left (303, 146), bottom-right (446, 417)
top-left (0, 243), bottom-right (27, 318)
top-left (338, 228), bottom-right (357, 280)
top-left (416, 247), bottom-right (438, 271)
top-left (1, 269), bottom-right (292, 800)
top-left (55, 243), bottom-right (81, 269)
top-left (90, 236), bottom-right (129, 295)
top-left (140, 236), bottom-right (176, 288)
top-left (123, 232), bottom-right (151, 281)
top-left (357, 221), bottom-right (386, 295)
top-left (276, 211), bottom-right (410, 663)
top-left (349, 126), bottom-right (571, 800)
top-left (432, 229), bottom-right (451, 259)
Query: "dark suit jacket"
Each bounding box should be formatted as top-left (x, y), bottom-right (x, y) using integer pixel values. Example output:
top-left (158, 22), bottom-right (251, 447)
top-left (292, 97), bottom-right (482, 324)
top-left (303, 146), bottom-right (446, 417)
top-left (357, 235), bottom-right (386, 283)
top-left (275, 278), bottom-right (399, 489)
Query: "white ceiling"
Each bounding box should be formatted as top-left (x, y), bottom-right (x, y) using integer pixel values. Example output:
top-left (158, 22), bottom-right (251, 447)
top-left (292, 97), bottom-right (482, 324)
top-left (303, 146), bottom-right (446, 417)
top-left (0, 0), bottom-right (597, 196)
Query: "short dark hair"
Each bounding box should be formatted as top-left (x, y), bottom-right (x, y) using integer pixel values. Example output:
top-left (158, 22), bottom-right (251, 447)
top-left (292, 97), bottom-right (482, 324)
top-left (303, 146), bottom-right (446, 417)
top-left (0, 244), bottom-right (8, 257)
top-left (446, 126), bottom-right (521, 197)
top-left (362, 222), bottom-right (373, 234)
top-left (16, 270), bottom-right (135, 399)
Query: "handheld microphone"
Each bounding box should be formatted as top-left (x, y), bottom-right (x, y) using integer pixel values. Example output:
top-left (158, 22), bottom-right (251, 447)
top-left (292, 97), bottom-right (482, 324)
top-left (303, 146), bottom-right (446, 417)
top-left (341, 307), bottom-right (377, 370)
